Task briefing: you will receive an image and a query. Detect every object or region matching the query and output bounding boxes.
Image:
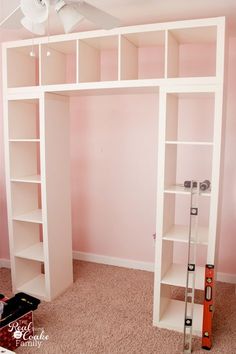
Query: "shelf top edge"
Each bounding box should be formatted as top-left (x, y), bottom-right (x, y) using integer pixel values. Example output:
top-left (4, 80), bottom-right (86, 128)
top-left (1, 16), bottom-right (225, 49)
top-left (6, 77), bottom-right (222, 98)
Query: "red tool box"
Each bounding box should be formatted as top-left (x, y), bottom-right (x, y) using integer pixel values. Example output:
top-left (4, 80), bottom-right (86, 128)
top-left (0, 293), bottom-right (40, 351)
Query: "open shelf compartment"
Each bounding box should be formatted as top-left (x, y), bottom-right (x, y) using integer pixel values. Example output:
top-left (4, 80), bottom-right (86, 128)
top-left (41, 40), bottom-right (77, 85)
top-left (120, 31), bottom-right (165, 80)
top-left (11, 182), bottom-right (42, 222)
top-left (165, 92), bottom-right (215, 144)
top-left (158, 284), bottom-right (203, 336)
top-left (13, 221), bottom-right (44, 262)
top-left (15, 258), bottom-right (46, 300)
top-left (7, 45), bottom-right (39, 88)
top-left (167, 25), bottom-right (217, 78)
top-left (159, 239), bottom-right (206, 290)
top-left (162, 193), bottom-right (210, 244)
top-left (78, 36), bottom-right (118, 82)
top-left (8, 99), bottom-right (40, 140)
top-left (164, 143), bottom-right (213, 194)
top-left (9, 141), bottom-right (40, 180)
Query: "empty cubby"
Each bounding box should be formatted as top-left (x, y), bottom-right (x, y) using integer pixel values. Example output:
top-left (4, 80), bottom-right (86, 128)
top-left (7, 45), bottom-right (39, 88)
top-left (11, 182), bottom-right (42, 220)
top-left (14, 257), bottom-right (46, 299)
top-left (13, 221), bottom-right (44, 262)
top-left (158, 283), bottom-right (203, 335)
top-left (162, 193), bottom-right (210, 245)
top-left (78, 36), bottom-right (118, 82)
top-left (8, 99), bottom-right (39, 140)
top-left (164, 144), bottom-right (213, 189)
top-left (120, 31), bottom-right (165, 80)
top-left (160, 240), bottom-right (206, 290)
top-left (41, 40), bottom-right (77, 85)
top-left (165, 92), bottom-right (215, 143)
top-left (167, 26), bottom-right (217, 78)
top-left (9, 141), bottom-right (40, 180)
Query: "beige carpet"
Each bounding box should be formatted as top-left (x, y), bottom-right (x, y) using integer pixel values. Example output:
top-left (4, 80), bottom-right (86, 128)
top-left (1, 261), bottom-right (236, 354)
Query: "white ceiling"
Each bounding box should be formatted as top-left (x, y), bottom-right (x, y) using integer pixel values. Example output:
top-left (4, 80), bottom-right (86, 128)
top-left (0, 0), bottom-right (236, 39)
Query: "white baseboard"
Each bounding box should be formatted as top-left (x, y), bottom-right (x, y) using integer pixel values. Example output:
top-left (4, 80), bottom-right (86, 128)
top-left (73, 251), bottom-right (154, 272)
top-left (216, 271), bottom-right (236, 284)
top-left (0, 258), bottom-right (11, 269)
top-left (1, 254), bottom-right (236, 285)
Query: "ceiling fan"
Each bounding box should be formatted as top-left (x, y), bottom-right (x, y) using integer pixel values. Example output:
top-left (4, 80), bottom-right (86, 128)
top-left (0, 0), bottom-right (121, 35)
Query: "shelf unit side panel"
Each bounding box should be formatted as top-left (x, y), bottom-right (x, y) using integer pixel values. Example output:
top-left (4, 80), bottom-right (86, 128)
top-left (2, 51), bottom-right (17, 290)
top-left (43, 93), bottom-right (73, 299)
top-left (120, 36), bottom-right (138, 80)
top-left (167, 32), bottom-right (179, 78)
top-left (216, 20), bottom-right (226, 81)
top-left (153, 89), bottom-right (167, 323)
top-left (208, 88), bottom-right (224, 264)
top-left (78, 40), bottom-right (100, 82)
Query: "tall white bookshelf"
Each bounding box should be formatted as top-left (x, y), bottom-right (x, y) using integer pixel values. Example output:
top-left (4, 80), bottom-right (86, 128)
top-left (2, 16), bottom-right (225, 333)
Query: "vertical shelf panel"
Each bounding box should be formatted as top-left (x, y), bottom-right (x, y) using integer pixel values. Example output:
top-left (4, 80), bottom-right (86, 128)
top-left (43, 93), bottom-right (73, 299)
top-left (120, 36), bottom-right (138, 80)
top-left (167, 31), bottom-right (179, 78)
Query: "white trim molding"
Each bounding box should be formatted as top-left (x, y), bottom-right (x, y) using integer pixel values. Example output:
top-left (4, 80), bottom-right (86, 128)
top-left (216, 271), bottom-right (236, 284)
top-left (73, 251), bottom-right (154, 272)
top-left (0, 258), bottom-right (11, 269)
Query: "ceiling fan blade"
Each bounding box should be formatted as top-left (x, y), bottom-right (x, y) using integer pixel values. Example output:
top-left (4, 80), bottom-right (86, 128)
top-left (71, 1), bottom-right (121, 29)
top-left (0, 5), bottom-right (23, 29)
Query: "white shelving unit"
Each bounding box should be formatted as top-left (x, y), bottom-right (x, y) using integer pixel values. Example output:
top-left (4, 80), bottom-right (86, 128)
top-left (2, 17), bottom-right (225, 331)
top-left (3, 93), bottom-right (72, 301)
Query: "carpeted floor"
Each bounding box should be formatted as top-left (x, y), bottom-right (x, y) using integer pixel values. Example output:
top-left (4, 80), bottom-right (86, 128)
top-left (1, 261), bottom-right (236, 354)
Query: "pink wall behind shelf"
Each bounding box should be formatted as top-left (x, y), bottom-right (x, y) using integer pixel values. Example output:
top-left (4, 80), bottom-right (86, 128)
top-left (0, 36), bottom-right (236, 277)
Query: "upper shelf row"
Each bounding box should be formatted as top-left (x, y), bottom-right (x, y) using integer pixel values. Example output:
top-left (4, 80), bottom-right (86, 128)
top-left (6, 26), bottom-right (218, 88)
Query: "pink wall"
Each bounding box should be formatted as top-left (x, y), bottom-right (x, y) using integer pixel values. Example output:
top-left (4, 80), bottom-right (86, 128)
top-left (70, 94), bottom-right (158, 262)
top-left (0, 35), bottom-right (236, 276)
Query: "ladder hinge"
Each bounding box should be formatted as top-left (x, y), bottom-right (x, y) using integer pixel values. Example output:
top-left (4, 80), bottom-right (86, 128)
top-left (188, 263), bottom-right (195, 272)
top-left (185, 318), bottom-right (192, 327)
top-left (190, 207), bottom-right (198, 216)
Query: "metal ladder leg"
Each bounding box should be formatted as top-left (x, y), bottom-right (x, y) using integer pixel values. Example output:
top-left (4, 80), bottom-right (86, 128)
top-left (183, 181), bottom-right (200, 354)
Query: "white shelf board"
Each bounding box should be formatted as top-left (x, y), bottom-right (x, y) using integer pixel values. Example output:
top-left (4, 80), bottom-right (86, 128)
top-left (15, 242), bottom-right (44, 262)
top-left (11, 174), bottom-right (41, 183)
top-left (157, 299), bottom-right (203, 336)
top-left (164, 185), bottom-right (211, 197)
top-left (163, 224), bottom-right (208, 245)
top-left (13, 209), bottom-right (43, 224)
top-left (17, 274), bottom-right (46, 300)
top-left (165, 141), bottom-right (213, 146)
top-left (161, 263), bottom-right (205, 290)
top-left (9, 139), bottom-right (40, 142)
